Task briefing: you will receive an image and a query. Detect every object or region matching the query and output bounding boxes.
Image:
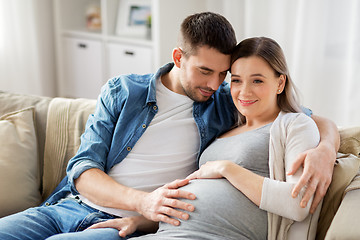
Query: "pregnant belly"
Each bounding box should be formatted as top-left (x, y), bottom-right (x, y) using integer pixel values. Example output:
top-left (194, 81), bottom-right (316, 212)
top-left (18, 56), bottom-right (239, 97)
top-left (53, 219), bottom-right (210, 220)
top-left (158, 179), bottom-right (267, 240)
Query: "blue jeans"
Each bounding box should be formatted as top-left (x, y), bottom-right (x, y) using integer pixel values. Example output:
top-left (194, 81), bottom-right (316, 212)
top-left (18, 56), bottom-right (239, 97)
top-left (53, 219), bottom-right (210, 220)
top-left (0, 196), bottom-right (144, 240)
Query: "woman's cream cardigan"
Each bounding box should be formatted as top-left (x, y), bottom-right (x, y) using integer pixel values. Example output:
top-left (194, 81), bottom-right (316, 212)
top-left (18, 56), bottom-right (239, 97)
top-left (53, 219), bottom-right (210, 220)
top-left (260, 112), bottom-right (321, 240)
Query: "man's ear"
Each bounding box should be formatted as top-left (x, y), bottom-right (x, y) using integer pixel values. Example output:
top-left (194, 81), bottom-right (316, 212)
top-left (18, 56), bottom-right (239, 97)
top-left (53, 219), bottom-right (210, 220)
top-left (172, 48), bottom-right (182, 68)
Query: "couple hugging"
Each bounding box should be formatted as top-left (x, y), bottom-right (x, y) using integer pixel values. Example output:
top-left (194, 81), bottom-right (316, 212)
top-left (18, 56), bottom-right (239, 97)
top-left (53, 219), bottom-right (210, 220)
top-left (0, 12), bottom-right (339, 240)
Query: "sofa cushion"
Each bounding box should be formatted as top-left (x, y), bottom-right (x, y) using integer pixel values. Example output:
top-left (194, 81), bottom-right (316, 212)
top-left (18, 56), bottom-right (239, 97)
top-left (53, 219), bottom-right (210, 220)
top-left (324, 189), bottom-right (360, 239)
top-left (324, 127), bottom-right (360, 239)
top-left (338, 126), bottom-right (360, 157)
top-left (0, 107), bottom-right (41, 217)
top-left (0, 91), bottom-right (51, 195)
top-left (316, 126), bottom-right (360, 239)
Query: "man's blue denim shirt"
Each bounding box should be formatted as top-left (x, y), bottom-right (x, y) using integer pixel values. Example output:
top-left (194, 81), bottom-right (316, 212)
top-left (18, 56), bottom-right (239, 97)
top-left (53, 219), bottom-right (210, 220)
top-left (43, 63), bottom-right (237, 205)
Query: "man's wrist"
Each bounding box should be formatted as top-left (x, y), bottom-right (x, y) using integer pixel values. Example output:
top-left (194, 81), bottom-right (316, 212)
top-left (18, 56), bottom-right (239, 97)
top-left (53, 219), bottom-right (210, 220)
top-left (317, 141), bottom-right (337, 163)
top-left (132, 190), bottom-right (147, 214)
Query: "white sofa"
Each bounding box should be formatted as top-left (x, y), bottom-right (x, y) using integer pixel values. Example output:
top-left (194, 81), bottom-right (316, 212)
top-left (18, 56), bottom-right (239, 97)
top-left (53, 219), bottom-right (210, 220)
top-left (0, 91), bottom-right (359, 239)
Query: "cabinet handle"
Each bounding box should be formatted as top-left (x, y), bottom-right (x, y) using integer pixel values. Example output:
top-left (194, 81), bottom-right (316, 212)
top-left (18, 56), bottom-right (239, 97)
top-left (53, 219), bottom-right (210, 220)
top-left (124, 51), bottom-right (134, 56)
top-left (78, 43), bottom-right (87, 48)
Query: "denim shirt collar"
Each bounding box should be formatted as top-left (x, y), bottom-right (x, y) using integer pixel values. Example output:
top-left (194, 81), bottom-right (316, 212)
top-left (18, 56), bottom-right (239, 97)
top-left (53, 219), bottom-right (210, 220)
top-left (145, 63), bottom-right (173, 106)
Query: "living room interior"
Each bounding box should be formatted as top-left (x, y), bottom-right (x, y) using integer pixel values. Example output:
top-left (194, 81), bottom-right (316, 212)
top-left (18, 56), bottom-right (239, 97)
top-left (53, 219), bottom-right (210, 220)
top-left (0, 1), bottom-right (360, 239)
top-left (0, 0), bottom-right (359, 127)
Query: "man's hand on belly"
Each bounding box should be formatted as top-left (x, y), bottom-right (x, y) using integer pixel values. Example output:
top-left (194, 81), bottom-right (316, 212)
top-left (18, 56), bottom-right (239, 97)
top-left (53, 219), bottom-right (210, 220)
top-left (135, 179), bottom-right (196, 226)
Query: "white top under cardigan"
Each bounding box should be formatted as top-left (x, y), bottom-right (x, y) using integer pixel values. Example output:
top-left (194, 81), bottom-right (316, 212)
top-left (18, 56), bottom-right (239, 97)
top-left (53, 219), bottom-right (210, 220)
top-left (260, 111), bottom-right (321, 240)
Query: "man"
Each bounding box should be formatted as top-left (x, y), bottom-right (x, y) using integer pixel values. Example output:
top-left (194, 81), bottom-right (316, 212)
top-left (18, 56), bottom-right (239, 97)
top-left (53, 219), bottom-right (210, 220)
top-left (0, 12), bottom-right (339, 240)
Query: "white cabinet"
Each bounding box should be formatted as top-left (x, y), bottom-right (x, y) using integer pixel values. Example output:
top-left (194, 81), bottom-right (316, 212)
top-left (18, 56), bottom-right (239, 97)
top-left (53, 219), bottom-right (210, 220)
top-left (62, 37), bottom-right (103, 98)
top-left (107, 43), bottom-right (152, 78)
top-left (54, 0), bottom-right (209, 98)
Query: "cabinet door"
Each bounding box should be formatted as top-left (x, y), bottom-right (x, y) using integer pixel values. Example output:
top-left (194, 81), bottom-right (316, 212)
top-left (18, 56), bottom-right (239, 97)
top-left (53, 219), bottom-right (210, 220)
top-left (107, 43), bottom-right (153, 78)
top-left (62, 37), bottom-right (103, 99)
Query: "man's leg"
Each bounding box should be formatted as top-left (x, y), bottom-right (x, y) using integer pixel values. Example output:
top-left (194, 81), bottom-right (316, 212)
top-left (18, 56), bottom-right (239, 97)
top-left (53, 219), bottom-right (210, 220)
top-left (0, 207), bottom-right (59, 240)
top-left (45, 228), bottom-right (145, 240)
top-left (0, 196), bottom-right (115, 240)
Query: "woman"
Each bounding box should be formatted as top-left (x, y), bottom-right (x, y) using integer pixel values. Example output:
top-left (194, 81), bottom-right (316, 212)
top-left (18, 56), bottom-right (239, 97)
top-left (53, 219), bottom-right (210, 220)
top-left (90, 37), bottom-right (321, 240)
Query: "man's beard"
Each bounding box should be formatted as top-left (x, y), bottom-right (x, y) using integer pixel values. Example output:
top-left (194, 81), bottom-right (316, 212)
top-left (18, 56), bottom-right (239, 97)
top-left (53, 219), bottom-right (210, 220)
top-left (181, 85), bottom-right (214, 102)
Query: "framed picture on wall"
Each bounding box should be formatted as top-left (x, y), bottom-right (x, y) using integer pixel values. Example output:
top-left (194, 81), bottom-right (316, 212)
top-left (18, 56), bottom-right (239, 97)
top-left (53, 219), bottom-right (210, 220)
top-left (116, 0), bottom-right (151, 38)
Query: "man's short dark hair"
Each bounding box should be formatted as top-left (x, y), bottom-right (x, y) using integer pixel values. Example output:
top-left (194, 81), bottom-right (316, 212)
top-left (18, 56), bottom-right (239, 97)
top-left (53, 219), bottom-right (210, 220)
top-left (179, 12), bottom-right (237, 56)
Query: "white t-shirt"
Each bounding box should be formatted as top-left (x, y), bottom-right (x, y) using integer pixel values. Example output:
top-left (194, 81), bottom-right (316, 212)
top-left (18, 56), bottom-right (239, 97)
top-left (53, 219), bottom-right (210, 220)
top-left (79, 77), bottom-right (200, 217)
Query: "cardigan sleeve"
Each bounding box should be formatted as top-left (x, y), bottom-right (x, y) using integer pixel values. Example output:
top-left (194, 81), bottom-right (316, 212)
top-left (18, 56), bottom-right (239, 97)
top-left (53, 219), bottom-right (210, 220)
top-left (260, 113), bottom-right (320, 221)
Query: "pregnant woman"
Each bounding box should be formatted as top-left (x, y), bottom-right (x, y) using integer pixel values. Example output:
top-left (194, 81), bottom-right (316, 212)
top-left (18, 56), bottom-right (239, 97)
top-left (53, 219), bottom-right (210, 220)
top-left (90, 37), bottom-right (322, 240)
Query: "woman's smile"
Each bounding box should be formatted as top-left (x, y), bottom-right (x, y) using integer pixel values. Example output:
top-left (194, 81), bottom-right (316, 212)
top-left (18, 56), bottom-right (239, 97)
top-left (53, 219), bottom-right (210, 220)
top-left (239, 99), bottom-right (257, 106)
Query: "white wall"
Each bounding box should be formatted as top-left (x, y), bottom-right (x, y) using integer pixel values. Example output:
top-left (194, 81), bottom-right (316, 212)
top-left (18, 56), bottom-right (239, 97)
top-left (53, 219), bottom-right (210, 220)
top-left (1, 0), bottom-right (358, 126)
top-left (0, 0), bottom-right (56, 97)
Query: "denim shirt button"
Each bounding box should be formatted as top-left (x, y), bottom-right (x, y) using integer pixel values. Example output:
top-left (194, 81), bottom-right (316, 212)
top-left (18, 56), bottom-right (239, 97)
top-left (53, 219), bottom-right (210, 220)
top-left (142, 124), bottom-right (146, 129)
top-left (153, 106), bottom-right (157, 111)
top-left (127, 147), bottom-right (132, 151)
top-left (45, 202), bottom-right (50, 206)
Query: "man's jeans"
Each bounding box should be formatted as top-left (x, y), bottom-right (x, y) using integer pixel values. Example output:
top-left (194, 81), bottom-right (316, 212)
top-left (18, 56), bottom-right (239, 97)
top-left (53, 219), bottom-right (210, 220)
top-left (0, 196), bottom-right (143, 240)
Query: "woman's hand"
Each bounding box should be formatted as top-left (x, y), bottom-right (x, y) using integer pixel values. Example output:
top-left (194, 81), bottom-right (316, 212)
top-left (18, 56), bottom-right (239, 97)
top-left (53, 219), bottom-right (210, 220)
top-left (186, 160), bottom-right (232, 180)
top-left (187, 160), bottom-right (264, 206)
top-left (87, 216), bottom-right (156, 238)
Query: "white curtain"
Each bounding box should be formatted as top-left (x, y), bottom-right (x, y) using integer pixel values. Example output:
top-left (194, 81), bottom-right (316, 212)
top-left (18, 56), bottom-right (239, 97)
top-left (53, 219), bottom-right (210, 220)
top-left (219, 0), bottom-right (360, 127)
top-left (0, 0), bottom-right (56, 97)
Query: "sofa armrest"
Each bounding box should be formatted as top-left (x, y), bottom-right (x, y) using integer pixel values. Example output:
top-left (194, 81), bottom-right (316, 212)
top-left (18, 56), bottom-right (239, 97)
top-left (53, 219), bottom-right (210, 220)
top-left (325, 189), bottom-right (360, 239)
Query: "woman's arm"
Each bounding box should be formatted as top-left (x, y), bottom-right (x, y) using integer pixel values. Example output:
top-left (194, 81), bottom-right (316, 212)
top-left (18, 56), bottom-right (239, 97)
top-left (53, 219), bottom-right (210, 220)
top-left (187, 114), bottom-right (321, 221)
top-left (187, 160), bottom-right (264, 206)
top-left (257, 114), bottom-right (321, 220)
top-left (186, 160), bottom-right (312, 221)
top-left (288, 115), bottom-right (340, 213)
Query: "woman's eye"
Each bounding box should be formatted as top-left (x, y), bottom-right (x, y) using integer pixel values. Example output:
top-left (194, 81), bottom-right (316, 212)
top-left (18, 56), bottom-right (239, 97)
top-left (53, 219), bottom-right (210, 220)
top-left (254, 79), bottom-right (263, 83)
top-left (231, 79), bottom-right (240, 84)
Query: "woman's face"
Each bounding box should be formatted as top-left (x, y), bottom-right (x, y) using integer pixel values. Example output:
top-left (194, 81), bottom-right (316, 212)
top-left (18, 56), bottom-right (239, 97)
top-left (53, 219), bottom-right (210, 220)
top-left (230, 56), bottom-right (285, 123)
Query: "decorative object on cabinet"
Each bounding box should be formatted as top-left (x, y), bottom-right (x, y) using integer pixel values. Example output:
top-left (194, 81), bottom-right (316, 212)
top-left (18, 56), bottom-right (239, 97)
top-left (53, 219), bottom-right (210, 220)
top-left (86, 5), bottom-right (102, 30)
top-left (116, 0), bottom-right (151, 37)
top-left (146, 15), bottom-right (151, 39)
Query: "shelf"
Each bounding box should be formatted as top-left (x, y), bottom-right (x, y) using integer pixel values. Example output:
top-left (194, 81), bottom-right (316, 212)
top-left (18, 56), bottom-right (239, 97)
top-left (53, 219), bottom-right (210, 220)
top-left (106, 35), bottom-right (153, 47)
top-left (61, 30), bottom-right (102, 40)
top-left (61, 30), bottom-right (153, 48)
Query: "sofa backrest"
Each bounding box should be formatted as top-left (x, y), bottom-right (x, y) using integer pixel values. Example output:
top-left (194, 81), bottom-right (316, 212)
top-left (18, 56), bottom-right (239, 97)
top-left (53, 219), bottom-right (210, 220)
top-left (1, 91), bottom-right (360, 238)
top-left (0, 91), bottom-right (97, 201)
top-left (42, 97), bottom-right (96, 199)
